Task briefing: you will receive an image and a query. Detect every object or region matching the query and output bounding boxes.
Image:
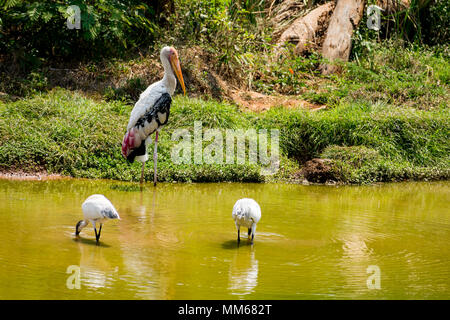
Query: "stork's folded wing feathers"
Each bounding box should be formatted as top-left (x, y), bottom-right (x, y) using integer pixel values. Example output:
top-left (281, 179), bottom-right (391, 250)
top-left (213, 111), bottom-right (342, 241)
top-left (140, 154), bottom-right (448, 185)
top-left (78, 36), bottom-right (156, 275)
top-left (135, 92), bottom-right (171, 129)
top-left (121, 93), bottom-right (172, 162)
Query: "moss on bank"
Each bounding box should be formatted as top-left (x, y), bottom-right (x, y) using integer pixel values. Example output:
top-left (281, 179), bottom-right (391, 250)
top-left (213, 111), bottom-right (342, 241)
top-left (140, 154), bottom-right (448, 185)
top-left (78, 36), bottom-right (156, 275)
top-left (0, 88), bottom-right (448, 184)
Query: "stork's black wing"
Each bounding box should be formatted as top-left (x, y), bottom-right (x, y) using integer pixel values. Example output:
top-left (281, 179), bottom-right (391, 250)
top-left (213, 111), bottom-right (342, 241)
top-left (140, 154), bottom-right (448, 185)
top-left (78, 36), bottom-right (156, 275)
top-left (135, 92), bottom-right (172, 129)
top-left (124, 93), bottom-right (172, 163)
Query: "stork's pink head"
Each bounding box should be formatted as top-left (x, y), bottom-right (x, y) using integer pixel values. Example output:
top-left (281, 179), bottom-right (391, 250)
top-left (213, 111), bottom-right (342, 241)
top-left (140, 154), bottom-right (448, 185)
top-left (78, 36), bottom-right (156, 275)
top-left (161, 46), bottom-right (186, 95)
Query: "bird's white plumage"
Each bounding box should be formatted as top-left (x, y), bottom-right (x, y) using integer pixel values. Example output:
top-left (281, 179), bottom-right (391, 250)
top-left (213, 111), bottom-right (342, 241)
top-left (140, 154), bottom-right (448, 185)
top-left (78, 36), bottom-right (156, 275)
top-left (232, 198), bottom-right (261, 229)
top-left (126, 47), bottom-right (177, 132)
top-left (135, 136), bottom-right (152, 163)
top-left (126, 81), bottom-right (172, 132)
top-left (81, 194), bottom-right (120, 224)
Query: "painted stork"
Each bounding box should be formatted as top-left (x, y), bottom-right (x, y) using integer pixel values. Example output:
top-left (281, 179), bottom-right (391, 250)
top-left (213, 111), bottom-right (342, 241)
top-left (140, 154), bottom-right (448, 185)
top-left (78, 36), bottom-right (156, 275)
top-left (121, 46), bottom-right (186, 185)
top-left (76, 194), bottom-right (120, 244)
top-left (232, 198), bottom-right (262, 245)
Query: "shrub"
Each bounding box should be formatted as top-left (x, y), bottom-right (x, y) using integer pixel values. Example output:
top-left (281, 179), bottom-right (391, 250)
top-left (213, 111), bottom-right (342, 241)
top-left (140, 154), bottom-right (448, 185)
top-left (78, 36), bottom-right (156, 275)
top-left (0, 0), bottom-right (157, 62)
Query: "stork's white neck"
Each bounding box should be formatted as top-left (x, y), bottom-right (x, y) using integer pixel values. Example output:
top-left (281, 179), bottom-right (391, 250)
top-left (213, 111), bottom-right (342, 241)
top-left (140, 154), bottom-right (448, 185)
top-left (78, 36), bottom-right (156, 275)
top-left (161, 56), bottom-right (177, 96)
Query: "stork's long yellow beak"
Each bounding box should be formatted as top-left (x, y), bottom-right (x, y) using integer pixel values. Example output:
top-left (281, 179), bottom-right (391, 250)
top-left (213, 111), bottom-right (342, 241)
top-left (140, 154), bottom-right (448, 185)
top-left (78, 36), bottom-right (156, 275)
top-left (170, 54), bottom-right (186, 95)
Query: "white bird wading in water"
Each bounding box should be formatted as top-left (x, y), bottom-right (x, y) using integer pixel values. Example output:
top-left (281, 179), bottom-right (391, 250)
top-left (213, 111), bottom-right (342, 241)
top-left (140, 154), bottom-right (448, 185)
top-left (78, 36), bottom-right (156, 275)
top-left (232, 198), bottom-right (262, 245)
top-left (76, 194), bottom-right (120, 244)
top-left (121, 46), bottom-right (186, 186)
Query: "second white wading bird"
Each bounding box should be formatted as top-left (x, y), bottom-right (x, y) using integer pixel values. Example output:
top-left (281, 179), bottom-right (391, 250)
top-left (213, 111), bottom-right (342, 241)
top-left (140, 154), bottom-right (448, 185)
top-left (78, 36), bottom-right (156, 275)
top-left (76, 194), bottom-right (120, 244)
top-left (232, 198), bottom-right (261, 245)
top-left (121, 46), bottom-right (186, 185)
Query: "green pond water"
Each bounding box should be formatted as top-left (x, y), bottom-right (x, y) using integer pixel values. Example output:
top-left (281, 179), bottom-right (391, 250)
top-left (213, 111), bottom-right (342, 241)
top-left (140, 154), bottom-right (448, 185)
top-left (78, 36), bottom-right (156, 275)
top-left (0, 179), bottom-right (448, 300)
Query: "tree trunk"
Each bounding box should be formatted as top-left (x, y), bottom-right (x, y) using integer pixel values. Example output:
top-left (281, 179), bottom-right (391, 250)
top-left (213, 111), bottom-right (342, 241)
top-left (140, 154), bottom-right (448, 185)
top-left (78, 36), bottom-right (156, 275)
top-left (276, 2), bottom-right (335, 57)
top-left (320, 0), bottom-right (366, 75)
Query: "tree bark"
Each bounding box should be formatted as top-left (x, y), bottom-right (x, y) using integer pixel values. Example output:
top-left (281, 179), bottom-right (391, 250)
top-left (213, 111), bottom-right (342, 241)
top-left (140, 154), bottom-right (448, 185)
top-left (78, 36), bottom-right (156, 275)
top-left (276, 2), bottom-right (335, 57)
top-left (320, 0), bottom-right (366, 75)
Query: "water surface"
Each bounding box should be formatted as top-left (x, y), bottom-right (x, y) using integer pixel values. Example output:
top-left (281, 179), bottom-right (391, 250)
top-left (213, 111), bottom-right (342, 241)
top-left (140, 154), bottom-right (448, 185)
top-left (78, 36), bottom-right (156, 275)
top-left (0, 179), bottom-right (448, 299)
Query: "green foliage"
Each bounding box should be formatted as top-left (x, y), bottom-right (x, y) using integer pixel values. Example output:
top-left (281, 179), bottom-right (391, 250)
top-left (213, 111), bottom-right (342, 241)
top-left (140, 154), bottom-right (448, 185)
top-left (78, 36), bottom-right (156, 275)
top-left (321, 145), bottom-right (381, 167)
top-left (422, 0), bottom-right (450, 46)
top-left (308, 40), bottom-right (449, 110)
top-left (104, 77), bottom-right (147, 103)
top-left (0, 0), bottom-right (157, 62)
top-left (258, 100), bottom-right (449, 183)
top-left (164, 0), bottom-right (272, 80)
top-left (251, 48), bottom-right (322, 95)
top-left (353, 0), bottom-right (450, 48)
top-left (0, 70), bottom-right (49, 97)
top-left (389, 0), bottom-right (424, 43)
top-left (0, 89), bottom-right (284, 182)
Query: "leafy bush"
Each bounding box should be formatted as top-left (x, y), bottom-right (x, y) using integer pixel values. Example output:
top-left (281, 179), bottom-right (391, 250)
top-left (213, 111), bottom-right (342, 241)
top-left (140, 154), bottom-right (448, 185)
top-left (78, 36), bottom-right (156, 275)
top-left (0, 0), bottom-right (157, 63)
top-left (104, 77), bottom-right (147, 103)
top-left (163, 0), bottom-right (272, 81)
top-left (422, 0), bottom-right (450, 46)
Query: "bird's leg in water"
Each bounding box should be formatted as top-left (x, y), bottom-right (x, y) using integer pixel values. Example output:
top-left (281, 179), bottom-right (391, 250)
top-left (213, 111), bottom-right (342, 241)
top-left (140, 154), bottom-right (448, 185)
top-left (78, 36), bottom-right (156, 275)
top-left (153, 131), bottom-right (159, 187)
top-left (248, 228), bottom-right (251, 239)
top-left (250, 223), bottom-right (256, 245)
top-left (140, 162), bottom-right (145, 184)
top-left (97, 223), bottom-right (103, 243)
top-left (93, 224), bottom-right (99, 244)
top-left (237, 228), bottom-right (240, 244)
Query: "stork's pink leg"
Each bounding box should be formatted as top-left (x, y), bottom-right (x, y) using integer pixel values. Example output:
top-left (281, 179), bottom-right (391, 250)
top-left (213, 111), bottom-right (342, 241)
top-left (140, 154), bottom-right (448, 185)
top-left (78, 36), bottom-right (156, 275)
top-left (153, 131), bottom-right (159, 186)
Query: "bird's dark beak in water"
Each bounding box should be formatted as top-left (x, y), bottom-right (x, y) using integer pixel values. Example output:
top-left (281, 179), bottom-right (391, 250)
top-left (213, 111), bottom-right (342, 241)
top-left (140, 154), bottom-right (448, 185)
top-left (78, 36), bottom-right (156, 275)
top-left (169, 49), bottom-right (186, 95)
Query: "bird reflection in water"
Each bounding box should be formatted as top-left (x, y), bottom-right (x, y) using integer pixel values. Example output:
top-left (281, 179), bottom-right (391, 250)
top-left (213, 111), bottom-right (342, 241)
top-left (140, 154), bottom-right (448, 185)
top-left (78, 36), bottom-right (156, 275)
top-left (228, 247), bottom-right (259, 296)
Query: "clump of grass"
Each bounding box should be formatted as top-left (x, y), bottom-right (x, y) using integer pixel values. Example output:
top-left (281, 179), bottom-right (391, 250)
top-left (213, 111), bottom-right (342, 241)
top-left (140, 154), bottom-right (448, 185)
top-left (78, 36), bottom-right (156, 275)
top-left (0, 88), bottom-right (126, 175)
top-left (258, 101), bottom-right (450, 183)
top-left (321, 145), bottom-right (380, 167)
top-left (344, 41), bottom-right (449, 109)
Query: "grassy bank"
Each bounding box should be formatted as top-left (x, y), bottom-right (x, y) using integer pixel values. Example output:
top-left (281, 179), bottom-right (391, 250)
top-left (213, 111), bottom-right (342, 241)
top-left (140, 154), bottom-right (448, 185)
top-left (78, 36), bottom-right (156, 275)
top-left (1, 0), bottom-right (448, 185)
top-left (0, 88), bottom-right (293, 182)
top-left (260, 102), bottom-right (449, 183)
top-left (1, 88), bottom-right (448, 184)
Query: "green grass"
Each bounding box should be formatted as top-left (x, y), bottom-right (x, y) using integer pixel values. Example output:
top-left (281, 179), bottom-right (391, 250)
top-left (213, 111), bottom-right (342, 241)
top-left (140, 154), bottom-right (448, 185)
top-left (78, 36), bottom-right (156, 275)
top-left (259, 101), bottom-right (449, 183)
top-left (297, 41), bottom-right (450, 110)
top-left (0, 89), bottom-right (292, 182)
top-left (0, 88), bottom-right (448, 184)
